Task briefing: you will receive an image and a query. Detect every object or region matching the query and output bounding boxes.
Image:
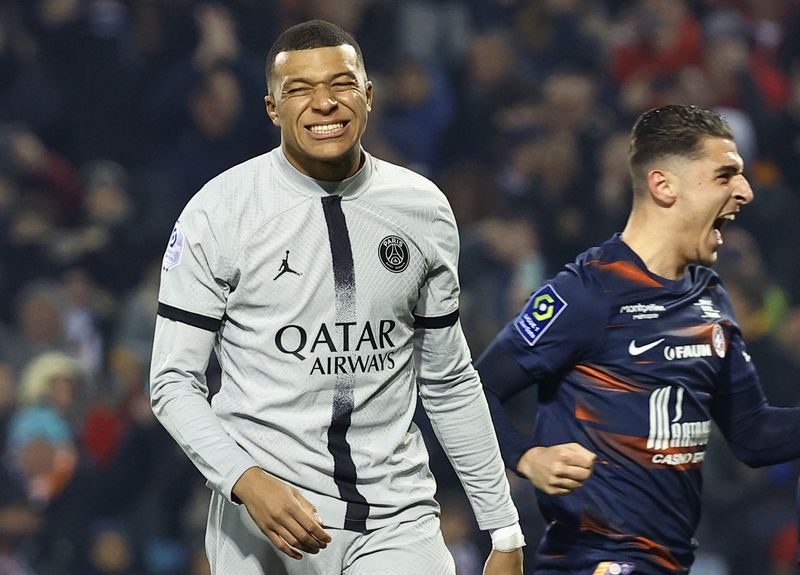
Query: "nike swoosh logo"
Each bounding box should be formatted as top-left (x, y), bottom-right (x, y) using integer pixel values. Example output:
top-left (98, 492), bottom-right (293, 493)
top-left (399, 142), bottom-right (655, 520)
top-left (628, 338), bottom-right (665, 356)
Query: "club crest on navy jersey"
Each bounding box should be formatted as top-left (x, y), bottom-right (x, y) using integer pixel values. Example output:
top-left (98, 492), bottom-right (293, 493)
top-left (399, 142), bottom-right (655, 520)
top-left (378, 235), bottom-right (409, 273)
top-left (514, 284), bottom-right (567, 346)
top-left (711, 323), bottom-right (727, 358)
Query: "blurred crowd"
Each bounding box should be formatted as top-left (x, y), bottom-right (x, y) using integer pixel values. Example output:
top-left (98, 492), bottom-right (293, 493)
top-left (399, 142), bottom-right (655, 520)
top-left (1, 0), bottom-right (800, 573)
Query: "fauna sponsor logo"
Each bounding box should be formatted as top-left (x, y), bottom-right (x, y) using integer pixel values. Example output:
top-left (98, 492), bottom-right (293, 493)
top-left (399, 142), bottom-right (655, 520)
top-left (619, 302), bottom-right (666, 320)
top-left (663, 344), bottom-right (713, 361)
top-left (647, 386), bottom-right (710, 466)
top-left (275, 320), bottom-right (397, 375)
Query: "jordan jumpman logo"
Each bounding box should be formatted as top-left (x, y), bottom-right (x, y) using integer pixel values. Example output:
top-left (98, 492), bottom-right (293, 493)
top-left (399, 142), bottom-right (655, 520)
top-left (273, 250), bottom-right (303, 280)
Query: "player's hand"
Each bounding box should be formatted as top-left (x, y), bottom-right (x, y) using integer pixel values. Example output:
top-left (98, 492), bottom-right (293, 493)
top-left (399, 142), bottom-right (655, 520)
top-left (232, 467), bottom-right (332, 560)
top-left (516, 443), bottom-right (596, 496)
top-left (482, 548), bottom-right (523, 574)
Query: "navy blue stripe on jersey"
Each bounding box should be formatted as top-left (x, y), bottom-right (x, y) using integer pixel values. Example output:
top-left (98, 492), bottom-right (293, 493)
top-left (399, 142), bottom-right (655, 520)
top-left (413, 309), bottom-right (460, 329)
top-left (157, 302), bottom-right (222, 332)
top-left (321, 195), bottom-right (370, 531)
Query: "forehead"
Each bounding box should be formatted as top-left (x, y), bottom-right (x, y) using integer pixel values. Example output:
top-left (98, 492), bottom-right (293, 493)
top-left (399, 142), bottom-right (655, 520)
top-left (273, 45), bottom-right (361, 83)
top-left (698, 137), bottom-right (743, 168)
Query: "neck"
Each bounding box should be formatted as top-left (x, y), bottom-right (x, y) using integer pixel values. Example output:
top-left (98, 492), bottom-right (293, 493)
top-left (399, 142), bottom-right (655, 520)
top-left (283, 144), bottom-right (364, 182)
top-left (620, 212), bottom-right (687, 280)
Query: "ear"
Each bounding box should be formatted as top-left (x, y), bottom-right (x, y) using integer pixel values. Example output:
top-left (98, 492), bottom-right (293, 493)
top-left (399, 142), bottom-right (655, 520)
top-left (646, 169), bottom-right (677, 207)
top-left (265, 94), bottom-right (279, 126)
top-left (365, 80), bottom-right (373, 112)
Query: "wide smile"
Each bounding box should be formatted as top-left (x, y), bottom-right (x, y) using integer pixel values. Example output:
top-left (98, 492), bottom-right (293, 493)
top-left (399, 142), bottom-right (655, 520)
top-left (306, 120), bottom-right (349, 139)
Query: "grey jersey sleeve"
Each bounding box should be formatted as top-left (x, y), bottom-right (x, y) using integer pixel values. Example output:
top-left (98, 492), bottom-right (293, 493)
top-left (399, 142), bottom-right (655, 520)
top-left (150, 198), bottom-right (257, 502)
top-left (413, 200), bottom-right (519, 531)
top-left (151, 318), bottom-right (258, 501)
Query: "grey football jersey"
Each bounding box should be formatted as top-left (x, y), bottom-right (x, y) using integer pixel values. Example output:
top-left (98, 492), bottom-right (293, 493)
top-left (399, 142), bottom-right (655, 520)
top-left (150, 148), bottom-right (517, 531)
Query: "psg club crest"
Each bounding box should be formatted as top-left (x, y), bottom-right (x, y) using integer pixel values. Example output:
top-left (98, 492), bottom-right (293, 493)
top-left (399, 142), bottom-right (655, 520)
top-left (379, 235), bottom-right (409, 273)
top-left (711, 323), bottom-right (727, 358)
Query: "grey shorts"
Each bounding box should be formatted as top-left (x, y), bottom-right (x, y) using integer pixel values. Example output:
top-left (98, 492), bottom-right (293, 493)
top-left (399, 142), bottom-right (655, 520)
top-left (205, 490), bottom-right (457, 575)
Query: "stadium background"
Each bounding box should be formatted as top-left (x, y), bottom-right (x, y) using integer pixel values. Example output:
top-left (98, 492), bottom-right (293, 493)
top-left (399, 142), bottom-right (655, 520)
top-left (1, 0), bottom-right (799, 573)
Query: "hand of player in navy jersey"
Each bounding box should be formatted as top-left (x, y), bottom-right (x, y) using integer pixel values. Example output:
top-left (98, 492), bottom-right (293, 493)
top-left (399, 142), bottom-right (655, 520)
top-left (516, 443), bottom-right (596, 496)
top-left (232, 467), bottom-right (332, 559)
top-left (483, 548), bottom-right (523, 574)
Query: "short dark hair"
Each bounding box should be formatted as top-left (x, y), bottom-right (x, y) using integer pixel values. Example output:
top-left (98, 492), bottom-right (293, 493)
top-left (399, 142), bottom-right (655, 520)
top-left (629, 105), bottom-right (734, 182)
top-left (265, 19), bottom-right (364, 93)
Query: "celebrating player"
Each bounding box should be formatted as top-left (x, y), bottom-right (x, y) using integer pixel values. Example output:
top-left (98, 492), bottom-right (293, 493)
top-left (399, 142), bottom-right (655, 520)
top-left (477, 104), bottom-right (800, 574)
top-left (150, 19), bottom-right (524, 575)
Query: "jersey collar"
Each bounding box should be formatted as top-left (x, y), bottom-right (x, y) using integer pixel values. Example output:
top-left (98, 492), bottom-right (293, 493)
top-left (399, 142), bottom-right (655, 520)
top-left (275, 146), bottom-right (374, 200)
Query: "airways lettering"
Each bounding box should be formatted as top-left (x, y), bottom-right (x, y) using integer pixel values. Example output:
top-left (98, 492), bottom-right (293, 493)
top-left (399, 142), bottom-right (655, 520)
top-left (310, 352), bottom-right (396, 375)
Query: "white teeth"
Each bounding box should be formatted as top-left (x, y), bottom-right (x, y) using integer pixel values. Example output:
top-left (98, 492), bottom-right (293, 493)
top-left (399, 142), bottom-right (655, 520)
top-left (309, 122), bottom-right (344, 134)
top-left (723, 214), bottom-right (736, 221)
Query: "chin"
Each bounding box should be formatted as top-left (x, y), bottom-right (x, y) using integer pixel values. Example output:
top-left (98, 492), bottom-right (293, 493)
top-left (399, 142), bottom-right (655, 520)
top-left (698, 252), bottom-right (718, 267)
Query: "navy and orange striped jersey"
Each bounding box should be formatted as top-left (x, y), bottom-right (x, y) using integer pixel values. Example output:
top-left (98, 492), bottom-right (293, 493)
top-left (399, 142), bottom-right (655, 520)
top-left (480, 235), bottom-right (769, 574)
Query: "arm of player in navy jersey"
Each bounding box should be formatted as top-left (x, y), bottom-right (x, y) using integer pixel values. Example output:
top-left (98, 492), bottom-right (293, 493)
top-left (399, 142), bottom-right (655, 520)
top-left (478, 339), bottom-right (596, 496)
top-left (477, 270), bottom-right (604, 495)
top-left (711, 331), bottom-right (800, 467)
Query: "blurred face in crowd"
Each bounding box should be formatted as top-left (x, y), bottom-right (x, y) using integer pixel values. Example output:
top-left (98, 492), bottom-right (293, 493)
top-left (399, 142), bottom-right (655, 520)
top-left (19, 438), bottom-right (57, 478)
top-left (666, 137), bottom-right (753, 267)
top-left (19, 290), bottom-right (62, 344)
top-left (191, 68), bottom-right (243, 141)
top-left (47, 375), bottom-right (77, 415)
top-left (265, 45), bottom-right (373, 181)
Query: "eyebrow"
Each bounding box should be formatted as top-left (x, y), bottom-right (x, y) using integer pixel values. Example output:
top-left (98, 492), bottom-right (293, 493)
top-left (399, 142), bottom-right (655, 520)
top-left (284, 71), bottom-right (359, 87)
top-left (713, 164), bottom-right (742, 178)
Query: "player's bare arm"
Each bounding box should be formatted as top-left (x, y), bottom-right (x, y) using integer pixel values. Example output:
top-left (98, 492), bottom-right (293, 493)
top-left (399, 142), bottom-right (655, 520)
top-left (232, 467), bottom-right (331, 560)
top-left (517, 443), bottom-right (596, 496)
top-left (483, 548), bottom-right (524, 575)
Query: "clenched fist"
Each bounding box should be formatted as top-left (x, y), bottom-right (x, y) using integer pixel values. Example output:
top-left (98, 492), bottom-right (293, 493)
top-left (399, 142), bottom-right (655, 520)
top-left (516, 443), bottom-right (596, 496)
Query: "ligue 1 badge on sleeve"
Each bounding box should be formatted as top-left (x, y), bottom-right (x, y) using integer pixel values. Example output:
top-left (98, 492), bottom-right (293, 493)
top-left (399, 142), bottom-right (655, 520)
top-left (162, 221), bottom-right (185, 271)
top-left (379, 235), bottom-right (409, 273)
top-left (514, 284), bottom-right (567, 346)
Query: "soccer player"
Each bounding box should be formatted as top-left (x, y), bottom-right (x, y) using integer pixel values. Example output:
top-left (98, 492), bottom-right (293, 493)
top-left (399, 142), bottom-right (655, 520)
top-left (150, 19), bottom-right (524, 575)
top-left (477, 104), bottom-right (800, 574)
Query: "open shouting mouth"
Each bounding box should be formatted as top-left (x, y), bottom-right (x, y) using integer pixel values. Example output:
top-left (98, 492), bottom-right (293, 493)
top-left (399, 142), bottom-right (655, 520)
top-left (712, 212), bottom-right (737, 245)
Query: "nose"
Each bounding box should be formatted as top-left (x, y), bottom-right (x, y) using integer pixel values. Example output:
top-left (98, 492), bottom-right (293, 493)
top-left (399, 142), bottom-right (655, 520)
top-left (734, 174), bottom-right (754, 205)
top-left (311, 84), bottom-right (337, 114)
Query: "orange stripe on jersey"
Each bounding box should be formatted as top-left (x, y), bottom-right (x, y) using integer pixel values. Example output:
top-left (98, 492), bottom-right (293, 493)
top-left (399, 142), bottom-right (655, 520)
top-left (575, 400), bottom-right (604, 424)
top-left (586, 260), bottom-right (663, 288)
top-left (668, 324), bottom-right (712, 338)
top-left (580, 513), bottom-right (682, 571)
top-left (575, 364), bottom-right (646, 393)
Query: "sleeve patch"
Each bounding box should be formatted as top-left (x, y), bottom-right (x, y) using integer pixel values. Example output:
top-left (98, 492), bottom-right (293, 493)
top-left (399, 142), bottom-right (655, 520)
top-left (513, 284), bottom-right (568, 346)
top-left (162, 220), bottom-right (185, 271)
